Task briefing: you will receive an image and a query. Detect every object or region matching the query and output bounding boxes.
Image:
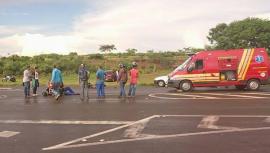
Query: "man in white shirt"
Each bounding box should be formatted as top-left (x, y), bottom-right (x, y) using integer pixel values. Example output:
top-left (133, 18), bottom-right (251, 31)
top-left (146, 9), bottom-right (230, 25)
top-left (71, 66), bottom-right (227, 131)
top-left (23, 66), bottom-right (31, 98)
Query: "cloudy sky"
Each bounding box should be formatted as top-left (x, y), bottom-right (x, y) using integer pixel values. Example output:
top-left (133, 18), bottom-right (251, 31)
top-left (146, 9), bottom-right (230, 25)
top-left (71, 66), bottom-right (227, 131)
top-left (0, 0), bottom-right (270, 56)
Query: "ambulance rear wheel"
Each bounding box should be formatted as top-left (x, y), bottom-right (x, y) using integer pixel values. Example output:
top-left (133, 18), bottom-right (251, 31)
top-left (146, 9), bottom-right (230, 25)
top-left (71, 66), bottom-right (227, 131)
top-left (247, 79), bottom-right (260, 91)
top-left (180, 81), bottom-right (193, 92)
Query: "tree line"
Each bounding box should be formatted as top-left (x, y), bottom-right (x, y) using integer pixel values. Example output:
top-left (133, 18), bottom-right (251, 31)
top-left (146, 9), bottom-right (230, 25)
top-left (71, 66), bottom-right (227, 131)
top-left (0, 52), bottom-right (187, 76)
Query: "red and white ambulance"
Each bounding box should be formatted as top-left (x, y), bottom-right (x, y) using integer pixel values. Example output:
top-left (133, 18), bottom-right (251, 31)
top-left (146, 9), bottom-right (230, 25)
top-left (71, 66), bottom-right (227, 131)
top-left (167, 48), bottom-right (270, 91)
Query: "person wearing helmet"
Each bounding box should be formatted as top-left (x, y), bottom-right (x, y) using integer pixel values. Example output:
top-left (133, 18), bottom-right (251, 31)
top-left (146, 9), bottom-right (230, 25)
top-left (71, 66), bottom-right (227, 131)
top-left (128, 62), bottom-right (139, 97)
top-left (117, 63), bottom-right (128, 98)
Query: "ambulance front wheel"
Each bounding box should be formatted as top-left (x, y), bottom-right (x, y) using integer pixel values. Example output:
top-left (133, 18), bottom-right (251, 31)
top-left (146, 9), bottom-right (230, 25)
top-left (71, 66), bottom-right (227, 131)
top-left (246, 79), bottom-right (261, 91)
top-left (180, 81), bottom-right (193, 92)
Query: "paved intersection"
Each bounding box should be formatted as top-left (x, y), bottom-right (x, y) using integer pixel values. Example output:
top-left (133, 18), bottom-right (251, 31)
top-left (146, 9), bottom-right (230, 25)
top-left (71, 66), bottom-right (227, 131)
top-left (0, 86), bottom-right (270, 153)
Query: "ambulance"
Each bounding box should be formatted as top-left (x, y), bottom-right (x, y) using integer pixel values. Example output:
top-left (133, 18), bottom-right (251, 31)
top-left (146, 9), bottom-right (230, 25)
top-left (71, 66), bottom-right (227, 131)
top-left (167, 48), bottom-right (270, 91)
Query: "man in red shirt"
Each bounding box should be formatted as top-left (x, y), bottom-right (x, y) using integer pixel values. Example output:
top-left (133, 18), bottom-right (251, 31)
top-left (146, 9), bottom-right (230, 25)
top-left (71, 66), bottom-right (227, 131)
top-left (128, 62), bottom-right (139, 97)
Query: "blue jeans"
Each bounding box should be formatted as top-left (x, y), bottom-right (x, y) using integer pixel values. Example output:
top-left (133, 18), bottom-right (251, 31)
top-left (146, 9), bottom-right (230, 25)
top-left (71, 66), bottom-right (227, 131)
top-left (128, 84), bottom-right (137, 96)
top-left (96, 82), bottom-right (105, 97)
top-left (23, 81), bottom-right (30, 97)
top-left (33, 79), bottom-right (39, 94)
top-left (52, 82), bottom-right (61, 97)
top-left (64, 87), bottom-right (75, 95)
top-left (119, 81), bottom-right (126, 97)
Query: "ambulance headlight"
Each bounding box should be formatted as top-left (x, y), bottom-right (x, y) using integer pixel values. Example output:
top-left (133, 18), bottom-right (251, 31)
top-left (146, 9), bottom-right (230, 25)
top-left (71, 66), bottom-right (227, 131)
top-left (260, 72), bottom-right (266, 77)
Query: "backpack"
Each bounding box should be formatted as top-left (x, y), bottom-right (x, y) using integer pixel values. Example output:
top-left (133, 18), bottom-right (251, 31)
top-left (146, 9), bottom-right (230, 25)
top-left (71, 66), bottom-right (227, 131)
top-left (80, 68), bottom-right (88, 81)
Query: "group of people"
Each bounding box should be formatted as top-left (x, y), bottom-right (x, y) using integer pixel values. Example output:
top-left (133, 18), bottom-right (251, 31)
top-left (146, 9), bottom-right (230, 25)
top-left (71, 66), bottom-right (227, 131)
top-left (117, 62), bottom-right (139, 98)
top-left (22, 64), bottom-right (65, 100)
top-left (22, 61), bottom-right (139, 101)
top-left (79, 61), bottom-right (139, 100)
top-left (22, 66), bottom-right (39, 98)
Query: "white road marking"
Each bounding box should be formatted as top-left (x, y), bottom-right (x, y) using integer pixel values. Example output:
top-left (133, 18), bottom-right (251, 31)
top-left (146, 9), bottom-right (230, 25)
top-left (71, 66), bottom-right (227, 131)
top-left (197, 116), bottom-right (220, 129)
top-left (0, 88), bottom-right (22, 91)
top-left (42, 115), bottom-right (270, 150)
top-left (43, 126), bottom-right (270, 150)
top-left (164, 93), bottom-right (217, 99)
top-left (197, 116), bottom-right (239, 130)
top-left (243, 92), bottom-right (270, 96)
top-left (198, 93), bottom-right (265, 99)
top-left (43, 114), bottom-right (270, 150)
top-left (43, 115), bottom-right (158, 151)
top-left (0, 131), bottom-right (20, 138)
top-left (0, 88), bottom-right (12, 90)
top-left (0, 120), bottom-right (133, 125)
top-left (264, 117), bottom-right (270, 123)
top-left (123, 117), bottom-right (151, 138)
top-left (162, 115), bottom-right (270, 118)
top-left (149, 92), bottom-right (270, 100)
top-left (148, 93), bottom-right (217, 100)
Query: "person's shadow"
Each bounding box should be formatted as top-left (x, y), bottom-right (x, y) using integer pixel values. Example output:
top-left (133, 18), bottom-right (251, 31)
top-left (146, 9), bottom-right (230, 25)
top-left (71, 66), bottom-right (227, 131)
top-left (33, 96), bottom-right (38, 103)
top-left (127, 97), bottom-right (136, 103)
top-left (24, 98), bottom-right (31, 104)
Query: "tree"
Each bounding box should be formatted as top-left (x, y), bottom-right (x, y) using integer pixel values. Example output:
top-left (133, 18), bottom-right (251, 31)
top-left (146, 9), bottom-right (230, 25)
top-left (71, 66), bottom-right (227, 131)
top-left (147, 50), bottom-right (154, 54)
top-left (99, 44), bottom-right (117, 53)
top-left (178, 47), bottom-right (203, 53)
top-left (126, 48), bottom-right (138, 55)
top-left (68, 52), bottom-right (78, 56)
top-left (207, 18), bottom-right (270, 51)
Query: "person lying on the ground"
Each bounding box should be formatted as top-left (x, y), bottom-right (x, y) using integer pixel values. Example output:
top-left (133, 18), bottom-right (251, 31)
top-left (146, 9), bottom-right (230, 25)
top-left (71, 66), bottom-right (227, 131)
top-left (63, 86), bottom-right (80, 95)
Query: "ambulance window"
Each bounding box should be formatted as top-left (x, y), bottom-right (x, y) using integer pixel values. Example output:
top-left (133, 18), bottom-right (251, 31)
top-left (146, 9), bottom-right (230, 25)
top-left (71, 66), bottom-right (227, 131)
top-left (195, 60), bottom-right (203, 70)
top-left (173, 57), bottom-right (191, 72)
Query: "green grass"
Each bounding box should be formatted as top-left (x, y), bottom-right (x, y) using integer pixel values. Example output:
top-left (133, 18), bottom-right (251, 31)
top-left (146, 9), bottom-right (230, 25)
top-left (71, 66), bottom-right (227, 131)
top-left (0, 70), bottom-right (171, 87)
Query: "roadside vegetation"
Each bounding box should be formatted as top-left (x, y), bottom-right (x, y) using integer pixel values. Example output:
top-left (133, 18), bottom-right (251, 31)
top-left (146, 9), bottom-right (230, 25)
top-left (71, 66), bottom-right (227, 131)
top-left (0, 51), bottom-right (191, 87)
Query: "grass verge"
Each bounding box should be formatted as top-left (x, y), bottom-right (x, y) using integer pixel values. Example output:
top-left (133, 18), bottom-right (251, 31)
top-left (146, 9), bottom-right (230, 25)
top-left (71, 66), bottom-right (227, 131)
top-left (0, 71), bottom-right (170, 87)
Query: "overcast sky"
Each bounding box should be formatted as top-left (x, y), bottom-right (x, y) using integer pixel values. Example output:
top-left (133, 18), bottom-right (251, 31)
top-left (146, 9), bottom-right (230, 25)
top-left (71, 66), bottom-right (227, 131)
top-left (0, 0), bottom-right (270, 56)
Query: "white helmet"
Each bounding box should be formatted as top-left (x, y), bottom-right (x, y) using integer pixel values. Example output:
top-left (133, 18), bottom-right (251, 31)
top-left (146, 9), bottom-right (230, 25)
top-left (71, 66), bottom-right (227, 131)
top-left (132, 62), bottom-right (137, 67)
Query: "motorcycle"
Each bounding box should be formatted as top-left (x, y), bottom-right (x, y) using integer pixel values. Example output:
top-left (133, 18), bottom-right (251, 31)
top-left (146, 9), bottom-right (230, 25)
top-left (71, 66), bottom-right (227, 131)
top-left (2, 75), bottom-right (16, 82)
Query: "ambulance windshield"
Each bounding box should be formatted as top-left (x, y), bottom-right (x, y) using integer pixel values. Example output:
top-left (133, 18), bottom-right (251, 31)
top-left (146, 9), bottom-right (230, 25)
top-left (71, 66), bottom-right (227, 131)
top-left (174, 57), bottom-right (191, 72)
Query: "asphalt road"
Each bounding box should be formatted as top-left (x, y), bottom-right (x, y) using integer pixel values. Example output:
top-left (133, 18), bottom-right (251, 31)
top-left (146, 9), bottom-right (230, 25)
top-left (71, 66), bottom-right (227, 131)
top-left (1, 86), bottom-right (270, 153)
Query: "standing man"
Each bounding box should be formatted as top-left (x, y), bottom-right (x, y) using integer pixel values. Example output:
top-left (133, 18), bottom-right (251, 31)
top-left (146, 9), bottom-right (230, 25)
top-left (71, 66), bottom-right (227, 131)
top-left (128, 62), bottom-right (139, 97)
top-left (51, 65), bottom-right (63, 100)
top-left (32, 66), bottom-right (39, 96)
top-left (117, 64), bottom-right (128, 98)
top-left (23, 66), bottom-right (31, 98)
top-left (78, 64), bottom-right (89, 101)
top-left (96, 65), bottom-right (105, 98)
